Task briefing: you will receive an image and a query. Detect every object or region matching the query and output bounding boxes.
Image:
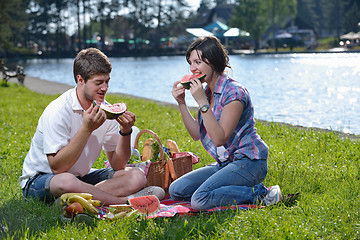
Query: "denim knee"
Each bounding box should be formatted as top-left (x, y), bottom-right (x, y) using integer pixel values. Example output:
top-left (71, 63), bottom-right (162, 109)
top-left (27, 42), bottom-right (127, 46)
top-left (168, 181), bottom-right (183, 200)
top-left (190, 191), bottom-right (211, 211)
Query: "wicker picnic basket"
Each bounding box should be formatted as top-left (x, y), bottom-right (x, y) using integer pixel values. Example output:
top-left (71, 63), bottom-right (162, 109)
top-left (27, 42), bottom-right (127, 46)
top-left (133, 129), bottom-right (193, 192)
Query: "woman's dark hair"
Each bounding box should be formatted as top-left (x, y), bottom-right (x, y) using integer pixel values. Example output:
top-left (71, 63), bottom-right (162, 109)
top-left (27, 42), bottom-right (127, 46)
top-left (73, 48), bottom-right (112, 83)
top-left (185, 36), bottom-right (230, 74)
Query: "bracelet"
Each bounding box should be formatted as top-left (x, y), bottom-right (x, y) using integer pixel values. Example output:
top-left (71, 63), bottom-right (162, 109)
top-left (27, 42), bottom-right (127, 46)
top-left (119, 128), bottom-right (133, 136)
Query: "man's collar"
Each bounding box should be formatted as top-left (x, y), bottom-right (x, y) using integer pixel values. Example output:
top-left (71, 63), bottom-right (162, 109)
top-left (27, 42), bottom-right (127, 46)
top-left (71, 87), bottom-right (84, 111)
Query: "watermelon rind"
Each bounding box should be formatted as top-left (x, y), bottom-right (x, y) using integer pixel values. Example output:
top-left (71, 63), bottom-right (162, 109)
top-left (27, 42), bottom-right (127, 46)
top-left (181, 81), bottom-right (192, 90)
top-left (180, 74), bottom-right (206, 90)
top-left (103, 109), bottom-right (122, 120)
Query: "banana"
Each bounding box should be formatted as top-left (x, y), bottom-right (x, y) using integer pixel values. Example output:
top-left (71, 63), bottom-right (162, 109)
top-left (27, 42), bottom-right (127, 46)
top-left (60, 193), bottom-right (93, 203)
top-left (67, 195), bottom-right (99, 215)
top-left (88, 199), bottom-right (103, 207)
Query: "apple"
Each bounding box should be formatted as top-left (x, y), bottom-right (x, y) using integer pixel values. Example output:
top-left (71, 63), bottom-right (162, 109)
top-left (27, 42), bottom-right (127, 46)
top-left (65, 202), bottom-right (84, 217)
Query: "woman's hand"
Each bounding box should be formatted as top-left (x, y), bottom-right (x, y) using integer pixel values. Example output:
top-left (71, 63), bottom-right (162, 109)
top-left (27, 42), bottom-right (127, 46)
top-left (172, 80), bottom-right (186, 105)
top-left (189, 78), bottom-right (208, 106)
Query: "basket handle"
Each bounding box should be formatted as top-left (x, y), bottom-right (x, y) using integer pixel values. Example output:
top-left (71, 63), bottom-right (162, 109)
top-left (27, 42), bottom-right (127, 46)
top-left (133, 129), bottom-right (166, 161)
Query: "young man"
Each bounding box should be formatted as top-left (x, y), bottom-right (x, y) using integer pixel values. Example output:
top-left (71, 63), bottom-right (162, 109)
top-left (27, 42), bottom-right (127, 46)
top-left (20, 48), bottom-right (164, 205)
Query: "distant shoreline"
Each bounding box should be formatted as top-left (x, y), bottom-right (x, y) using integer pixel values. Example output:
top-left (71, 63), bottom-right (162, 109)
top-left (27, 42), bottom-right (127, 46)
top-left (233, 48), bottom-right (360, 55)
top-left (3, 47), bottom-right (359, 63)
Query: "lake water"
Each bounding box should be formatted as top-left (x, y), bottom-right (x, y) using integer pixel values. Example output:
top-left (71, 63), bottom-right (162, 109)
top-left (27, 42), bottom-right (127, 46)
top-left (23, 52), bottom-right (360, 135)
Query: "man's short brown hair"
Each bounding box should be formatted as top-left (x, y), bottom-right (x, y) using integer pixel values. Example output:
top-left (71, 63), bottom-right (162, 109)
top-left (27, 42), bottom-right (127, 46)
top-left (73, 48), bottom-right (112, 83)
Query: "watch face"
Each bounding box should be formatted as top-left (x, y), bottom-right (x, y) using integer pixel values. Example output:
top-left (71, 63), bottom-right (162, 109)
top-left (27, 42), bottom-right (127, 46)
top-left (200, 105), bottom-right (210, 112)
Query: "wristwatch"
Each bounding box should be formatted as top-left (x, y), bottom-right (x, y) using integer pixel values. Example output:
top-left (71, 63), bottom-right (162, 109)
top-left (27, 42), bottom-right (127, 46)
top-left (199, 104), bottom-right (211, 113)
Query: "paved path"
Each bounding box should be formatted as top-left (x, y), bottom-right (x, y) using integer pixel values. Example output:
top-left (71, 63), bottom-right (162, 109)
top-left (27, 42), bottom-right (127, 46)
top-left (3, 73), bottom-right (72, 95)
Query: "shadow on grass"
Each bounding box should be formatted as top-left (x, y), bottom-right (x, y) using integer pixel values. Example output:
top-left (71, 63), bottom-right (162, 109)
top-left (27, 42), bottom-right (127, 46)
top-left (0, 198), bottom-right (70, 238)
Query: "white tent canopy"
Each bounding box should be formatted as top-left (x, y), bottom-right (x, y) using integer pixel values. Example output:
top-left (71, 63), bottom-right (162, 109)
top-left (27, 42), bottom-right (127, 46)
top-left (275, 32), bottom-right (293, 39)
top-left (223, 28), bottom-right (250, 37)
top-left (186, 28), bottom-right (214, 37)
top-left (340, 31), bottom-right (360, 40)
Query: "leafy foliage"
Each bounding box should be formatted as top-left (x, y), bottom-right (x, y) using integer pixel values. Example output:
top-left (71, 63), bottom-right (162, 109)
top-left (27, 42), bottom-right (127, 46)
top-left (0, 0), bottom-right (28, 53)
top-left (230, 0), bottom-right (297, 49)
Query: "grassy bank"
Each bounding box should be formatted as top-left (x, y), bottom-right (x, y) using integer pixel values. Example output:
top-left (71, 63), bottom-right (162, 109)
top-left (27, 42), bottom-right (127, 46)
top-left (1, 83), bottom-right (359, 239)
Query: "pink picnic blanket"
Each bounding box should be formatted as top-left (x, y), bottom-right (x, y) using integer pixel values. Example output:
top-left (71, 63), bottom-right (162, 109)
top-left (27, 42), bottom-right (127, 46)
top-left (95, 197), bottom-right (264, 220)
top-left (95, 193), bottom-right (299, 220)
top-left (145, 198), bottom-right (264, 218)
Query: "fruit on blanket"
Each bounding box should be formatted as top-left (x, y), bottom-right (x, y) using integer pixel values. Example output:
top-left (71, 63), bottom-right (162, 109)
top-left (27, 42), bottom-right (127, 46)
top-left (109, 204), bottom-right (133, 214)
top-left (126, 209), bottom-right (139, 218)
top-left (180, 74), bottom-right (206, 90)
top-left (88, 199), bottom-right (103, 207)
top-left (65, 202), bottom-right (84, 217)
top-left (103, 209), bottom-right (139, 221)
top-left (67, 194), bottom-right (99, 214)
top-left (166, 140), bottom-right (180, 155)
top-left (60, 193), bottom-right (93, 203)
top-left (142, 138), bottom-right (155, 161)
top-left (128, 195), bottom-right (160, 214)
top-left (111, 211), bottom-right (127, 219)
top-left (93, 100), bottom-right (127, 119)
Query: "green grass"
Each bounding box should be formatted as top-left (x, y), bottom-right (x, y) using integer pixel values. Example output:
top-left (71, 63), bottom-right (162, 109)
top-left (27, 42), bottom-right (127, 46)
top-left (1, 83), bottom-right (360, 239)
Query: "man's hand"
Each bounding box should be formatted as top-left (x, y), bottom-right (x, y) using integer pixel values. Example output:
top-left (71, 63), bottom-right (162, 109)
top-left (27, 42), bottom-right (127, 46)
top-left (83, 103), bottom-right (107, 132)
top-left (116, 111), bottom-right (136, 133)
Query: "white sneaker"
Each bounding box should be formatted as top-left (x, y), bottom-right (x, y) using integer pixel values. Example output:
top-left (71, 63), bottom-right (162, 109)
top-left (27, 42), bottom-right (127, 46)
top-left (262, 185), bottom-right (283, 206)
top-left (130, 186), bottom-right (165, 200)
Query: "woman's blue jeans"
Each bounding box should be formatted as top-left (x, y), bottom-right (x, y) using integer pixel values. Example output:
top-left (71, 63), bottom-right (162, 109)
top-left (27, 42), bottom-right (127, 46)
top-left (169, 157), bottom-right (268, 211)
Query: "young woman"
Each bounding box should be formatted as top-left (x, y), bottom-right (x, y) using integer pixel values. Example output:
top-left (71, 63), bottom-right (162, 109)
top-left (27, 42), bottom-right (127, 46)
top-left (170, 36), bottom-right (282, 211)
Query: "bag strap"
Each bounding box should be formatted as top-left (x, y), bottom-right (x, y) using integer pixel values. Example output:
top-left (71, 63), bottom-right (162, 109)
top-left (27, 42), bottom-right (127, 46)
top-left (133, 129), bottom-right (166, 162)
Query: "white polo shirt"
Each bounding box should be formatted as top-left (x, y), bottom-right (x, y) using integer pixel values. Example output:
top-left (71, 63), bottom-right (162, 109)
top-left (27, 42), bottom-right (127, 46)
top-left (19, 87), bottom-right (120, 189)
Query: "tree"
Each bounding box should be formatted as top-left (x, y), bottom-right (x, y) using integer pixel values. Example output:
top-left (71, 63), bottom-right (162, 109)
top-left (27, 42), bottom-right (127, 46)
top-left (26, 0), bottom-right (72, 55)
top-left (124, 0), bottom-right (191, 51)
top-left (0, 0), bottom-right (29, 56)
top-left (229, 0), bottom-right (269, 50)
top-left (229, 0), bottom-right (297, 50)
top-left (341, 0), bottom-right (360, 33)
top-left (301, 0), bottom-right (359, 39)
top-left (266, 0), bottom-right (297, 50)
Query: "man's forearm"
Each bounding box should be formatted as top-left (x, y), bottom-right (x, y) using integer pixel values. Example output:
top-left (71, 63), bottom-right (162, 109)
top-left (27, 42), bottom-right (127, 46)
top-left (108, 135), bottom-right (132, 170)
top-left (48, 125), bottom-right (92, 173)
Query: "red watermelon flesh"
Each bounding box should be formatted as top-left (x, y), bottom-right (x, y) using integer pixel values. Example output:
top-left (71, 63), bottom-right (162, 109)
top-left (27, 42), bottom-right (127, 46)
top-left (180, 74), bottom-right (206, 89)
top-left (93, 100), bottom-right (127, 119)
top-left (128, 195), bottom-right (160, 214)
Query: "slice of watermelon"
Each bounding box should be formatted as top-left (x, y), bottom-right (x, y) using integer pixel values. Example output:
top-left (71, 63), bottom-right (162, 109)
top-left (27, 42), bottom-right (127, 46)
top-left (127, 195), bottom-right (160, 214)
top-left (180, 74), bottom-right (206, 90)
top-left (93, 100), bottom-right (127, 119)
